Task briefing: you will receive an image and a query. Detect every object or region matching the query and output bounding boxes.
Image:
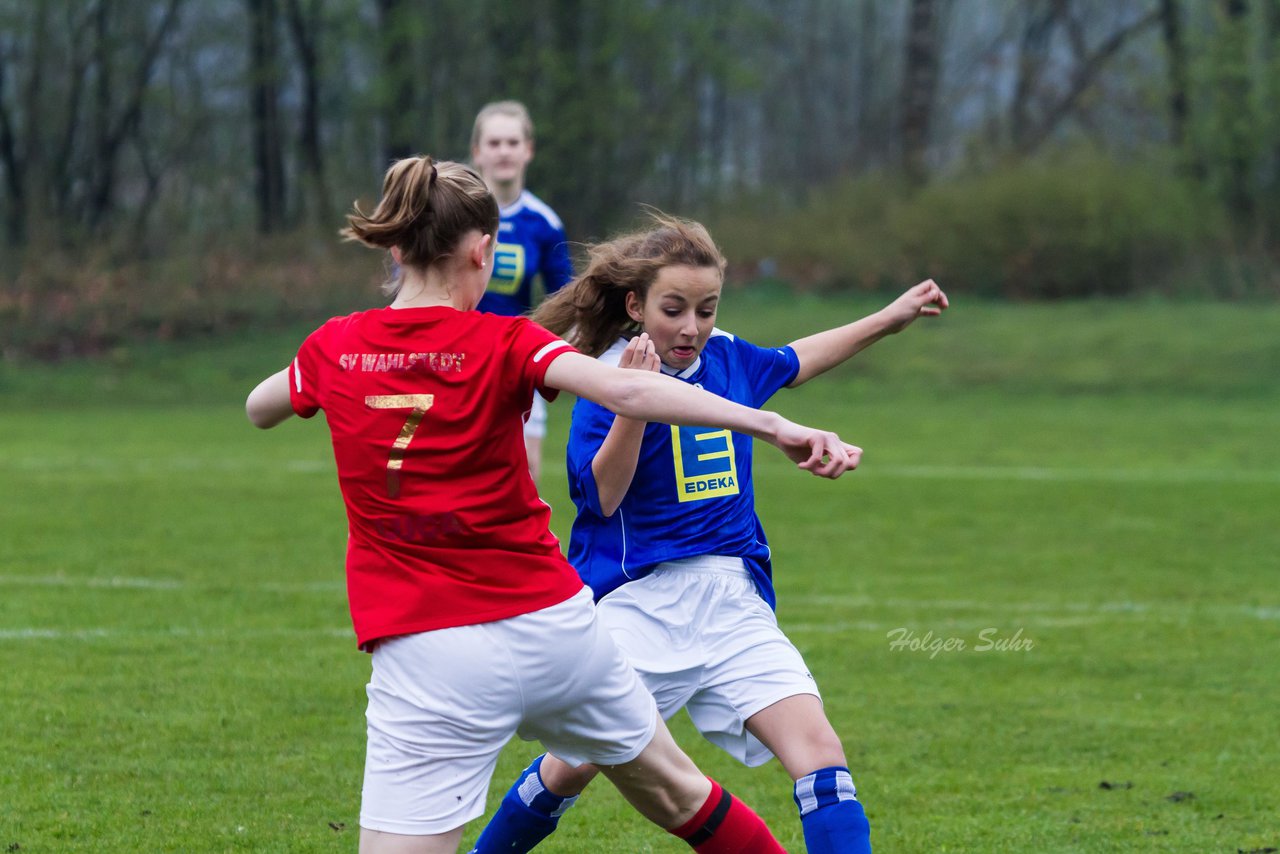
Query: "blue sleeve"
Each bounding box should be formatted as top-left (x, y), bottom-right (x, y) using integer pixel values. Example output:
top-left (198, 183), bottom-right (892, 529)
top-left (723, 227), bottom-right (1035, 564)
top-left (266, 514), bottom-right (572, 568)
top-left (565, 397), bottom-right (614, 518)
top-left (735, 339), bottom-right (801, 407)
top-left (541, 221), bottom-right (574, 296)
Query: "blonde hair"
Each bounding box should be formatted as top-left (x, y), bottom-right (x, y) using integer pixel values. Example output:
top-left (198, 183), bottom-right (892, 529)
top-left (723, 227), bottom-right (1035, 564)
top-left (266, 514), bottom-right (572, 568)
top-left (471, 100), bottom-right (535, 149)
top-left (341, 156), bottom-right (499, 294)
top-left (531, 212), bottom-right (727, 358)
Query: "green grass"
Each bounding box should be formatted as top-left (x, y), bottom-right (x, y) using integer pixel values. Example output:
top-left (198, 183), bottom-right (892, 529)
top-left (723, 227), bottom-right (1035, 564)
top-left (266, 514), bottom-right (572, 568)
top-left (1, 294), bottom-right (1278, 852)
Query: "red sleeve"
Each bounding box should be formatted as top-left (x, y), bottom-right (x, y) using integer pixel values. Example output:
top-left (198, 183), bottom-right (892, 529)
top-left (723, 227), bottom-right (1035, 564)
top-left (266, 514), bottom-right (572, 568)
top-left (288, 326), bottom-right (326, 418)
top-left (506, 318), bottom-right (577, 401)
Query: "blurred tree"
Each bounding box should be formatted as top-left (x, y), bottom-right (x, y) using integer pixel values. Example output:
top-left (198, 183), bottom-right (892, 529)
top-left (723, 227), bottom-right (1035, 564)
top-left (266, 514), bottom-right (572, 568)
top-left (1159, 0), bottom-right (1191, 151)
top-left (902, 0), bottom-right (943, 184)
top-left (0, 0), bottom-right (1274, 274)
top-left (248, 0), bottom-right (286, 232)
top-left (86, 0), bottom-right (184, 232)
top-left (1010, 0), bottom-right (1061, 153)
top-left (1012, 0), bottom-right (1160, 155)
top-left (49, 2), bottom-right (96, 224)
top-left (0, 1), bottom-right (45, 245)
top-left (1207, 0), bottom-right (1258, 220)
top-left (284, 0), bottom-right (331, 226)
top-left (376, 0), bottom-right (417, 163)
top-left (1264, 0), bottom-right (1280, 237)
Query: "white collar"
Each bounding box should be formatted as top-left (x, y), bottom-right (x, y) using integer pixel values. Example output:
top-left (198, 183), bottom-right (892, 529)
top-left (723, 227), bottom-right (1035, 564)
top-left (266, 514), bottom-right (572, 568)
top-left (660, 358), bottom-right (701, 379)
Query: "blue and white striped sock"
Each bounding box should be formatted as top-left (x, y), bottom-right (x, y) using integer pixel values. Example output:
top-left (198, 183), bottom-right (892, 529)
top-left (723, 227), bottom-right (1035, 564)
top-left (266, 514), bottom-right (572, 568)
top-left (793, 766), bottom-right (871, 854)
top-left (515, 755), bottom-right (578, 819)
top-left (470, 755), bottom-right (578, 854)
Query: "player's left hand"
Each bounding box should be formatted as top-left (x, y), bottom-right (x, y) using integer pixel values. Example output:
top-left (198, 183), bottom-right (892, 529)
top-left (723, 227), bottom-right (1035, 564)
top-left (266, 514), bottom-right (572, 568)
top-left (880, 279), bottom-right (948, 334)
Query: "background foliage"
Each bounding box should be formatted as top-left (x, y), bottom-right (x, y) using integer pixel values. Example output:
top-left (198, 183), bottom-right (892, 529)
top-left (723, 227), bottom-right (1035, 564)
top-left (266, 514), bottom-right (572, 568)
top-left (0, 0), bottom-right (1278, 356)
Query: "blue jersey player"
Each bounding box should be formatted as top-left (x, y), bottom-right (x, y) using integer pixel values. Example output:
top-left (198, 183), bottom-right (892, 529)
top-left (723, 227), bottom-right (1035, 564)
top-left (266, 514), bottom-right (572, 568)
top-left (471, 214), bottom-right (948, 854)
top-left (470, 101), bottom-right (574, 484)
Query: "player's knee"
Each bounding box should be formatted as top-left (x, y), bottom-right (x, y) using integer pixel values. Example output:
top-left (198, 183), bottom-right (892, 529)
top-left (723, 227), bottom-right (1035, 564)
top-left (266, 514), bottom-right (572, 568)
top-left (770, 721), bottom-right (847, 778)
top-left (799, 727), bottom-right (847, 770)
top-left (540, 754), bottom-right (599, 797)
top-left (812, 724), bottom-right (846, 757)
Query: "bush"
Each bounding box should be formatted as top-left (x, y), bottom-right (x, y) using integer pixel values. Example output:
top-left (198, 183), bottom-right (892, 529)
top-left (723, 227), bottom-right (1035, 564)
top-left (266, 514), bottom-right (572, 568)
top-left (0, 231), bottom-right (380, 362)
top-left (711, 147), bottom-right (1232, 298)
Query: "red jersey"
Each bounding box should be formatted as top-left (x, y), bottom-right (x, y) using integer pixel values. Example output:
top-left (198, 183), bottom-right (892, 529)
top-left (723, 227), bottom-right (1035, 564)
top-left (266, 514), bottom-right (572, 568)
top-left (288, 305), bottom-right (583, 648)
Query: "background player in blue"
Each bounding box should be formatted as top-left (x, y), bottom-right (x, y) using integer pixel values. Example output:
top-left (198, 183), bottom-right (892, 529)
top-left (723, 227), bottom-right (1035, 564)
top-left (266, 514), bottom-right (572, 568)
top-left (470, 101), bottom-right (574, 483)
top-left (472, 214), bottom-right (947, 854)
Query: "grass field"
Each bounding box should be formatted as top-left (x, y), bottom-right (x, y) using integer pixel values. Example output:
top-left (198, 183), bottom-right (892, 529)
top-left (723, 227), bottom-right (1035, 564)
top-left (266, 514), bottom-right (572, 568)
top-left (1, 293), bottom-right (1277, 853)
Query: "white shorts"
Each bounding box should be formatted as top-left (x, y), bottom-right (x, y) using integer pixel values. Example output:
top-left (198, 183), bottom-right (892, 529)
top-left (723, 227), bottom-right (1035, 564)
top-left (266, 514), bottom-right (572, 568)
top-left (523, 393), bottom-right (548, 440)
top-left (360, 587), bottom-right (658, 835)
top-left (596, 556), bottom-right (820, 768)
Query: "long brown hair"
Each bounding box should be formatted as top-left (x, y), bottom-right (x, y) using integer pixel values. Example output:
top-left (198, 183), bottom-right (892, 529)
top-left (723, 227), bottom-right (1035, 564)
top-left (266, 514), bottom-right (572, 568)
top-left (341, 155), bottom-right (499, 294)
top-left (532, 212), bottom-right (726, 357)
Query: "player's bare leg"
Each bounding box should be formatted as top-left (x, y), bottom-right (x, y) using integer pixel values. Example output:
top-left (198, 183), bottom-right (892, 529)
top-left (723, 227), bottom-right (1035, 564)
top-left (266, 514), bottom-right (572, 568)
top-left (599, 721), bottom-right (784, 851)
top-left (747, 693), bottom-right (871, 854)
top-left (594, 718), bottom-right (709, 827)
top-left (360, 825), bottom-right (463, 854)
top-left (745, 694), bottom-right (846, 778)
top-left (534, 752), bottom-right (598, 797)
top-left (471, 717), bottom-right (784, 852)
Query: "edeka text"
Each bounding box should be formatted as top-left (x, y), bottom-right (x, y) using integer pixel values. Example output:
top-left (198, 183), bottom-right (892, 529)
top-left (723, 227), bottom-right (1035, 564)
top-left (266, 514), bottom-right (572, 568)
top-left (683, 476), bottom-right (735, 494)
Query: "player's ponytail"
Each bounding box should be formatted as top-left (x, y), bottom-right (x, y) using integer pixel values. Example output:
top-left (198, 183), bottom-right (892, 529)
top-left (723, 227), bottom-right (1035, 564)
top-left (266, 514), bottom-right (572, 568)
top-left (532, 211), bottom-right (726, 358)
top-left (342, 155), bottom-right (499, 293)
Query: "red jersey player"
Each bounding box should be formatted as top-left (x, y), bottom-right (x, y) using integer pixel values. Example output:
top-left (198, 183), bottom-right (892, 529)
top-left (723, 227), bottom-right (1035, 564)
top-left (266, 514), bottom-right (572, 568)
top-left (245, 155), bottom-right (861, 854)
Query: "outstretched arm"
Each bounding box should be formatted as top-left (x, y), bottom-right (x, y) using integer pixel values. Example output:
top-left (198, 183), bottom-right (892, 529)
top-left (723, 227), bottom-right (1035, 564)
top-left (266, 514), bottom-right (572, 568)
top-left (544, 336), bottom-right (862, 479)
top-left (787, 279), bottom-right (948, 387)
top-left (592, 336), bottom-right (662, 517)
top-left (245, 368), bottom-right (295, 429)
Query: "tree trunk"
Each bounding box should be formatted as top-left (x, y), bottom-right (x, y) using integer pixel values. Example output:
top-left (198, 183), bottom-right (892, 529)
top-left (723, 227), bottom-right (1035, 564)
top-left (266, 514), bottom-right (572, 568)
top-left (1010, 0), bottom-right (1060, 152)
top-left (1159, 0), bottom-right (1190, 149)
top-left (248, 0), bottom-right (287, 233)
top-left (0, 51), bottom-right (26, 245)
top-left (376, 0), bottom-right (415, 164)
top-left (87, 0), bottom-right (112, 229)
top-left (51, 3), bottom-right (94, 220)
top-left (284, 0), bottom-right (331, 226)
top-left (86, 0), bottom-right (183, 232)
top-left (15, 0), bottom-right (52, 243)
top-left (1264, 0), bottom-right (1280, 237)
top-left (1218, 0), bottom-right (1254, 220)
top-left (901, 0), bottom-right (941, 184)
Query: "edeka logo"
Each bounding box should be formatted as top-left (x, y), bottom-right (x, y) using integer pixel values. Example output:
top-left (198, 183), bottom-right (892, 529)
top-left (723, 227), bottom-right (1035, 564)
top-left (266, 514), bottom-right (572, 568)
top-left (486, 242), bottom-right (525, 295)
top-left (671, 426), bottom-right (740, 503)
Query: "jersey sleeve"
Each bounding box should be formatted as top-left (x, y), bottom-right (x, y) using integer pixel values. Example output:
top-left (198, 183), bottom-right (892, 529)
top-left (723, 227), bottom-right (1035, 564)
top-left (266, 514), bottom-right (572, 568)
top-left (287, 327), bottom-right (327, 418)
top-left (565, 397), bottom-right (615, 518)
top-left (504, 317), bottom-right (577, 403)
top-left (734, 338), bottom-right (801, 406)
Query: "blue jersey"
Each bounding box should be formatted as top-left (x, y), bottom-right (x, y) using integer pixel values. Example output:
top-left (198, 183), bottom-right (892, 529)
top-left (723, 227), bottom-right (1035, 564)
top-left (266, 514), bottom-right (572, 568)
top-left (565, 331), bottom-right (801, 609)
top-left (478, 190), bottom-right (574, 317)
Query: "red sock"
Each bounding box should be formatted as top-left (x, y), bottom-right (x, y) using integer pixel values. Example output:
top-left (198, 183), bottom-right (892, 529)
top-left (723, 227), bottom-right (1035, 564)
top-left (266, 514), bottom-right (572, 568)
top-left (670, 779), bottom-right (786, 853)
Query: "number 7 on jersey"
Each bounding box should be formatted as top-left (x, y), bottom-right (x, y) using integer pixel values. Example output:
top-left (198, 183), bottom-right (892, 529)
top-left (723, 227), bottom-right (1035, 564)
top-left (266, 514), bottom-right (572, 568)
top-left (365, 394), bottom-right (434, 498)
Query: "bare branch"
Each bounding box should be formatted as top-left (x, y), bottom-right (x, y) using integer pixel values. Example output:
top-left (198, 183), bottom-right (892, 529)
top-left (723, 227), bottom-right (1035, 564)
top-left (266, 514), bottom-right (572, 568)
top-left (1019, 6), bottom-right (1161, 154)
top-left (0, 50), bottom-right (25, 243)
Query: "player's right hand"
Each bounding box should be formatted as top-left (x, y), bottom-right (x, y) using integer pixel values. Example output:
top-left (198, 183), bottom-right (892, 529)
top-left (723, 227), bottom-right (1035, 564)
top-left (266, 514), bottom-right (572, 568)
top-left (620, 332), bottom-right (661, 372)
top-left (775, 421), bottom-right (862, 479)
